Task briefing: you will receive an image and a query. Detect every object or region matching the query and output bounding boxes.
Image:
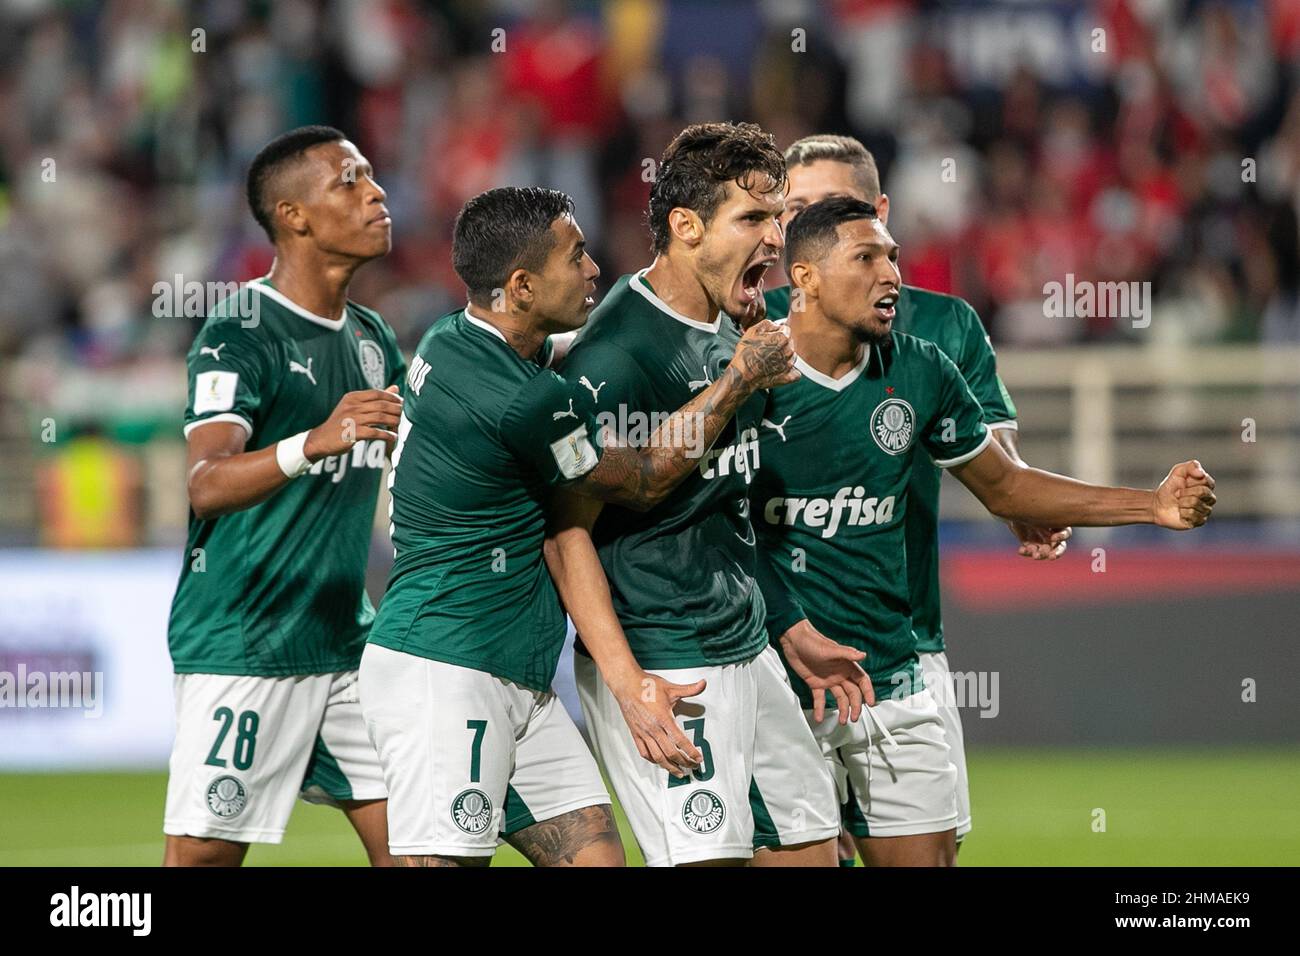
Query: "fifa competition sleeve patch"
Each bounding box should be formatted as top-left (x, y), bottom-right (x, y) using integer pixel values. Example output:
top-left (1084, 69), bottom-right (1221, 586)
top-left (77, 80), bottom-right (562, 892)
top-left (194, 370), bottom-right (239, 413)
top-left (550, 425), bottom-right (600, 480)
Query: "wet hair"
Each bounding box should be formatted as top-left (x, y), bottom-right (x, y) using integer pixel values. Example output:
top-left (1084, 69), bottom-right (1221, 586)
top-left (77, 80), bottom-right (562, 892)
top-left (648, 122), bottom-right (786, 253)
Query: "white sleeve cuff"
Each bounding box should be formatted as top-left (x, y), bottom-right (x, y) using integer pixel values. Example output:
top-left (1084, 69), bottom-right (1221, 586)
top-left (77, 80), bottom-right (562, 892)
top-left (932, 428), bottom-right (993, 469)
top-left (183, 413), bottom-right (253, 439)
top-left (985, 420), bottom-right (1018, 431)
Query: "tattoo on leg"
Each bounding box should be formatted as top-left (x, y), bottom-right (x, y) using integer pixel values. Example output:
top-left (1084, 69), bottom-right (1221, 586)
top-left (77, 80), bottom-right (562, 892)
top-left (505, 805), bottom-right (621, 867)
top-left (393, 854), bottom-right (487, 868)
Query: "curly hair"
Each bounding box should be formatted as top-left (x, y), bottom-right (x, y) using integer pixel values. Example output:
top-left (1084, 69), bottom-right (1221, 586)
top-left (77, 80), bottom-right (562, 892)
top-left (647, 122), bottom-right (786, 253)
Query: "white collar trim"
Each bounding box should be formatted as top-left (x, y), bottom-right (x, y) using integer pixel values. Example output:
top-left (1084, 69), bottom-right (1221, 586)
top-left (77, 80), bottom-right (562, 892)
top-left (793, 346), bottom-right (871, 393)
top-left (629, 268), bottom-right (723, 333)
top-left (250, 279), bottom-right (347, 331)
top-left (462, 306), bottom-right (509, 344)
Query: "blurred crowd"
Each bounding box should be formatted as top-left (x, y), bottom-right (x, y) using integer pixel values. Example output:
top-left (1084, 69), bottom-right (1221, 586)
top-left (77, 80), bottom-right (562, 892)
top-left (2, 0), bottom-right (1300, 379)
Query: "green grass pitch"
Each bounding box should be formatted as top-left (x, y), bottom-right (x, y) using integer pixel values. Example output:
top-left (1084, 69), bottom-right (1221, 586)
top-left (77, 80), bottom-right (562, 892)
top-left (2, 748), bottom-right (1296, 866)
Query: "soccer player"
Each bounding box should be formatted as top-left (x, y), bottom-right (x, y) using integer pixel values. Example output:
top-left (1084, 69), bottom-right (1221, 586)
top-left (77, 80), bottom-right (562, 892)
top-left (163, 126), bottom-right (406, 866)
top-left (359, 186), bottom-right (800, 867)
top-left (772, 133), bottom-right (1069, 852)
top-left (753, 196), bottom-right (1216, 866)
top-left (547, 123), bottom-right (873, 868)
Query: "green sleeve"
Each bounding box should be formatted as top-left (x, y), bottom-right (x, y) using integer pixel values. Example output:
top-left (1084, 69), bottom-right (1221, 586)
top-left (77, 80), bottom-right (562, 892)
top-left (562, 338), bottom-right (656, 426)
top-left (921, 348), bottom-right (991, 468)
top-left (183, 320), bottom-right (271, 439)
top-left (498, 371), bottom-right (605, 486)
top-left (952, 299), bottom-right (1017, 425)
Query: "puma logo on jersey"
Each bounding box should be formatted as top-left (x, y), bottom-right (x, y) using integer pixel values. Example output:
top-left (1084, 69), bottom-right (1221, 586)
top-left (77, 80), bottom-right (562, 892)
top-left (699, 426), bottom-right (760, 482)
top-left (307, 438), bottom-right (388, 483)
top-left (688, 365), bottom-right (713, 391)
top-left (552, 399), bottom-right (578, 421)
top-left (288, 357), bottom-right (316, 385)
top-left (763, 486), bottom-right (896, 538)
top-left (579, 376), bottom-right (606, 401)
top-left (199, 343), bottom-right (226, 362)
top-left (762, 415), bottom-right (792, 442)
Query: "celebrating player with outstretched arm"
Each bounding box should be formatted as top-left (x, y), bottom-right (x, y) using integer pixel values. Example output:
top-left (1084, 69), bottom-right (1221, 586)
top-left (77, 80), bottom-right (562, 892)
top-left (768, 133), bottom-right (1069, 857)
top-left (164, 126), bottom-right (406, 866)
top-left (358, 186), bottom-right (798, 867)
top-left (548, 123), bottom-right (872, 868)
top-left (751, 196), bottom-right (1216, 866)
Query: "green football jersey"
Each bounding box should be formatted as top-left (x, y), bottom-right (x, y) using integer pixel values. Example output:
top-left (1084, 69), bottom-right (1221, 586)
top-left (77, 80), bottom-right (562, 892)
top-left (169, 279), bottom-right (406, 676)
top-left (892, 287), bottom-right (1016, 652)
top-left (562, 270), bottom-right (770, 670)
top-left (763, 284), bottom-right (1017, 654)
top-left (750, 329), bottom-right (991, 706)
top-left (368, 309), bottom-right (606, 692)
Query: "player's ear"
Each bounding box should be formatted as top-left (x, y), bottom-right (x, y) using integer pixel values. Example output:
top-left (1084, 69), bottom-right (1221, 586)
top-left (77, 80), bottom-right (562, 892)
top-left (790, 260), bottom-right (817, 299)
top-left (276, 199), bottom-right (309, 237)
top-left (506, 267), bottom-right (533, 308)
top-left (875, 193), bottom-right (890, 226)
top-left (668, 207), bottom-right (703, 248)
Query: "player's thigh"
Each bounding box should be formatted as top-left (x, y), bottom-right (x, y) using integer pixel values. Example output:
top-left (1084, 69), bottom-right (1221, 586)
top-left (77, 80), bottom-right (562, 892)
top-left (501, 690), bottom-right (621, 866)
top-left (749, 646), bottom-right (840, 860)
top-left (920, 651), bottom-right (971, 840)
top-left (358, 644), bottom-right (522, 860)
top-left (164, 672), bottom-right (329, 846)
top-left (301, 669), bottom-right (389, 806)
top-left (855, 829), bottom-right (957, 867)
top-left (834, 687), bottom-right (958, 845)
top-left (575, 651), bottom-right (757, 868)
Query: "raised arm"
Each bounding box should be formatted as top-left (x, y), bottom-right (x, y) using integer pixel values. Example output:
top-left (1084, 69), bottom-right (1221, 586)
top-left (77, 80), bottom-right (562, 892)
top-left (949, 440), bottom-right (1216, 530)
top-left (567, 320), bottom-right (797, 511)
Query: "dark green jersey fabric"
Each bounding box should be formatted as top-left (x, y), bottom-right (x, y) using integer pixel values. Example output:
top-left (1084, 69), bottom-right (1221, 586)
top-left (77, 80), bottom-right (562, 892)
top-left (170, 279), bottom-right (405, 676)
top-left (562, 270), bottom-right (770, 669)
top-left (368, 309), bottom-right (605, 692)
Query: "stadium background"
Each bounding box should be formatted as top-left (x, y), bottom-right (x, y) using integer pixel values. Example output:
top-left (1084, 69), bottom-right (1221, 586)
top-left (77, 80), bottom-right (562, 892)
top-left (1, 0), bottom-right (1298, 865)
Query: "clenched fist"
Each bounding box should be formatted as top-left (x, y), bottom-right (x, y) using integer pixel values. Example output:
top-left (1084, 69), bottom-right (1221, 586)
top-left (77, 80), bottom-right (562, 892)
top-left (729, 319), bottom-right (800, 392)
top-left (1152, 460), bottom-right (1216, 530)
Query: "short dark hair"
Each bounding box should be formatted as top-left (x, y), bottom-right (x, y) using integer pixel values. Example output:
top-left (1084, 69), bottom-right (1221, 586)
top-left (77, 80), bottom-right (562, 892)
top-left (648, 122), bottom-right (786, 253)
top-left (785, 196), bottom-right (879, 271)
top-left (783, 134), bottom-right (881, 200)
top-left (246, 125), bottom-right (347, 242)
top-left (452, 187), bottom-right (576, 303)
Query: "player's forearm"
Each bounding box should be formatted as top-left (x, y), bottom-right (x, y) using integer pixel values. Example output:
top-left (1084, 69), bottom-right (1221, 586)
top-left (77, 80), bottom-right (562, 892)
top-left (187, 446), bottom-right (294, 519)
top-left (542, 527), bottom-right (643, 688)
top-left (990, 466), bottom-right (1155, 527)
top-left (633, 365), bottom-right (752, 500)
top-left (992, 426), bottom-right (1023, 464)
top-left (579, 365), bottom-right (753, 510)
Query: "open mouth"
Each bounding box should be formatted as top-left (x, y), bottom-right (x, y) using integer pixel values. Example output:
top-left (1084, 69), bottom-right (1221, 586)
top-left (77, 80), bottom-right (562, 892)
top-left (873, 292), bottom-right (897, 322)
top-left (739, 258), bottom-right (777, 304)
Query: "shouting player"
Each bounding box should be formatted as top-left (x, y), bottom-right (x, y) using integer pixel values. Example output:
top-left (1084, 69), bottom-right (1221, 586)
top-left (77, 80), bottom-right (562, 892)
top-left (548, 123), bottom-right (872, 867)
top-left (164, 127), bottom-right (405, 865)
top-left (358, 186), bottom-right (800, 867)
top-left (772, 133), bottom-right (1068, 852)
top-left (753, 196), bottom-right (1216, 865)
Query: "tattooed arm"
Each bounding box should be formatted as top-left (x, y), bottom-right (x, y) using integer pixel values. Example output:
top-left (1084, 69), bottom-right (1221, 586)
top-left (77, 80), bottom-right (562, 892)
top-left (568, 319), bottom-right (798, 511)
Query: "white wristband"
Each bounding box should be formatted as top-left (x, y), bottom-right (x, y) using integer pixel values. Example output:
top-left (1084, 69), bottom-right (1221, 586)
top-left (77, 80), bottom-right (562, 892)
top-left (276, 431), bottom-right (313, 478)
